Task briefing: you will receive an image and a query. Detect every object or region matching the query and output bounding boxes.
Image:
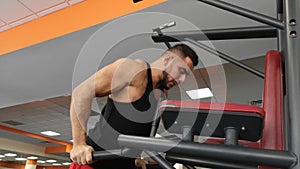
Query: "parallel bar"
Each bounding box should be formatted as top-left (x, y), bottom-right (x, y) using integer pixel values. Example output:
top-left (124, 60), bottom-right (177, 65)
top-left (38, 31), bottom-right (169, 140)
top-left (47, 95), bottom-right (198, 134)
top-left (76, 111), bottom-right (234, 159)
top-left (92, 148), bottom-right (142, 161)
top-left (198, 0), bottom-right (284, 30)
top-left (118, 135), bottom-right (297, 168)
top-left (185, 38), bottom-right (264, 79)
top-left (152, 26), bottom-right (276, 42)
top-left (166, 153), bottom-right (257, 169)
top-left (284, 0), bottom-right (300, 168)
top-left (92, 149), bottom-right (123, 161)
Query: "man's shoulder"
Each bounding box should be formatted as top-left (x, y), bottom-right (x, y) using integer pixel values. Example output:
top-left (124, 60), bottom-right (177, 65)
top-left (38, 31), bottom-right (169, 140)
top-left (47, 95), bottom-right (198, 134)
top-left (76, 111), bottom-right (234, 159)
top-left (116, 58), bottom-right (145, 64)
top-left (111, 58), bottom-right (148, 84)
top-left (115, 58), bottom-right (146, 69)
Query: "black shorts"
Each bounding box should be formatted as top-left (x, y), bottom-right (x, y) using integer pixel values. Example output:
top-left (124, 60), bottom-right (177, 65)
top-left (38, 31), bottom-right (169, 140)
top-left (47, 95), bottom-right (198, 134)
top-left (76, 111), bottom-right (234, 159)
top-left (87, 136), bottom-right (136, 169)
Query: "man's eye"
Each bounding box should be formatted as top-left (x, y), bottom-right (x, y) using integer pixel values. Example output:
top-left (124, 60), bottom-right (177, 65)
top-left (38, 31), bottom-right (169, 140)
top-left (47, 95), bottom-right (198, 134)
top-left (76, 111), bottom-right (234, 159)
top-left (180, 68), bottom-right (187, 74)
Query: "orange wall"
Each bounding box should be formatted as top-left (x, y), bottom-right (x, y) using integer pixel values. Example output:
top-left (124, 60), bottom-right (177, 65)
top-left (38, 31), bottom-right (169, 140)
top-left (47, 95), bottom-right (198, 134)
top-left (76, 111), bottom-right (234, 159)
top-left (0, 0), bottom-right (166, 55)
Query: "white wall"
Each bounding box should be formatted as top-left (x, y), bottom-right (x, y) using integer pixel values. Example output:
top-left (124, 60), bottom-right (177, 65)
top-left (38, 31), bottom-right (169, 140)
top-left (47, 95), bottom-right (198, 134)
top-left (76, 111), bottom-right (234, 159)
top-left (224, 56), bottom-right (265, 104)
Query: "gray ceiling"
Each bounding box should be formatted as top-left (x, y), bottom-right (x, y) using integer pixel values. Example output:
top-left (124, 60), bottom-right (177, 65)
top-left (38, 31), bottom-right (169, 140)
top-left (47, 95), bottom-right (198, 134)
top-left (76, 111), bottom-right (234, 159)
top-left (0, 0), bottom-right (277, 165)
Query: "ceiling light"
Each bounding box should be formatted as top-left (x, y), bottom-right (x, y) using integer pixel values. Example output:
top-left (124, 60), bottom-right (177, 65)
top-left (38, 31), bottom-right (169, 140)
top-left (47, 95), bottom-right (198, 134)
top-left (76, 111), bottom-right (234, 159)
top-left (27, 156), bottom-right (38, 160)
top-left (15, 157), bottom-right (27, 161)
top-left (37, 160), bottom-right (46, 163)
top-left (4, 153), bottom-right (17, 157)
top-left (63, 162), bottom-right (71, 165)
top-left (186, 88), bottom-right (213, 99)
top-left (40, 131), bottom-right (61, 136)
top-left (46, 159), bottom-right (57, 163)
top-left (53, 163), bottom-right (62, 166)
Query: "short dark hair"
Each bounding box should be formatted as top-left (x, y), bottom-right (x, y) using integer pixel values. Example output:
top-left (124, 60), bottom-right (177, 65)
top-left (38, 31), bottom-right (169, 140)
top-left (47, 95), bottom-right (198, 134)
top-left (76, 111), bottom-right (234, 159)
top-left (167, 44), bottom-right (199, 66)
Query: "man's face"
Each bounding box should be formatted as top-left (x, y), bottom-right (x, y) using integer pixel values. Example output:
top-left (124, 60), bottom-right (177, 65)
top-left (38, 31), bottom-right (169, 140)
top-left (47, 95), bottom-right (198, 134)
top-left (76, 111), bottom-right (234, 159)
top-left (161, 52), bottom-right (194, 90)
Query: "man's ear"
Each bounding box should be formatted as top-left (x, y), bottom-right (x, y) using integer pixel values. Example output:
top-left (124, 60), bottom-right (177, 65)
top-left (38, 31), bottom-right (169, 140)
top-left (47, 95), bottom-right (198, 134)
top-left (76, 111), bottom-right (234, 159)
top-left (164, 52), bottom-right (174, 66)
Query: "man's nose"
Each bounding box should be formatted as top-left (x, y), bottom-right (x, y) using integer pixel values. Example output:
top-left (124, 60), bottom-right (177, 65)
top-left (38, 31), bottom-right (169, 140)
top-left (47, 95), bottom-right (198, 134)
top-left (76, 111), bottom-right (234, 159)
top-left (178, 74), bottom-right (186, 84)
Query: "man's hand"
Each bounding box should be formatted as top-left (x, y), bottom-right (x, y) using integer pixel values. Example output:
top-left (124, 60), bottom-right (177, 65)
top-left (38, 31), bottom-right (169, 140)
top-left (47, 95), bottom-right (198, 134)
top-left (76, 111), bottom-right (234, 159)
top-left (70, 144), bottom-right (94, 165)
top-left (135, 158), bottom-right (148, 169)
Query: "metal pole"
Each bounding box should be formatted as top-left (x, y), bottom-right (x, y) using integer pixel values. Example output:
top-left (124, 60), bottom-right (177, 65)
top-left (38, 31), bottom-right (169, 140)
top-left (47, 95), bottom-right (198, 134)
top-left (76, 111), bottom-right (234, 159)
top-left (182, 126), bottom-right (194, 141)
top-left (276, 0), bottom-right (284, 51)
top-left (150, 97), bottom-right (163, 137)
top-left (181, 126), bottom-right (196, 169)
top-left (198, 0), bottom-right (284, 30)
top-left (145, 97), bottom-right (175, 169)
top-left (284, 0), bottom-right (300, 168)
top-left (166, 153), bottom-right (257, 169)
top-left (153, 22), bottom-right (176, 49)
top-left (184, 38), bottom-right (264, 79)
top-left (118, 135), bottom-right (297, 168)
top-left (276, 0), bottom-right (289, 151)
top-left (152, 26), bottom-right (277, 42)
top-left (92, 149), bottom-right (123, 160)
top-left (224, 127), bottom-right (238, 146)
top-left (145, 150), bottom-right (175, 169)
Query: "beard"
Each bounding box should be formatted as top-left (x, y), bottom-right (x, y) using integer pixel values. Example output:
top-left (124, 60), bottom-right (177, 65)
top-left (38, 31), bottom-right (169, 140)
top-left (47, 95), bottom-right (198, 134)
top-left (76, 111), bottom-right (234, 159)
top-left (161, 71), bottom-right (170, 90)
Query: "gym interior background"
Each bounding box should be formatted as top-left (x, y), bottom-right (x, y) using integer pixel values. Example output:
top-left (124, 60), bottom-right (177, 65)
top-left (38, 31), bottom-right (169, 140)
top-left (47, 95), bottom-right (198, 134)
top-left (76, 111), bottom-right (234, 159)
top-left (0, 0), bottom-right (277, 168)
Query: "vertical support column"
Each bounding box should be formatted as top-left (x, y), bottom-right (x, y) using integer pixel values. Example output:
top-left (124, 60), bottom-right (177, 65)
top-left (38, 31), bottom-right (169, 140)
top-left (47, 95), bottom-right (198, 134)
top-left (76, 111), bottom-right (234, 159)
top-left (182, 126), bottom-right (194, 141)
top-left (25, 159), bottom-right (37, 169)
top-left (277, 0), bottom-right (289, 151)
top-left (224, 127), bottom-right (238, 146)
top-left (276, 0), bottom-right (284, 51)
top-left (284, 0), bottom-right (300, 168)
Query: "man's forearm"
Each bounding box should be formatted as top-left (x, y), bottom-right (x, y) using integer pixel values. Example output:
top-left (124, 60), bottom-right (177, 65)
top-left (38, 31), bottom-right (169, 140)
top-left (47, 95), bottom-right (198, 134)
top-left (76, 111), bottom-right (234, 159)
top-left (70, 101), bottom-right (87, 145)
top-left (70, 79), bottom-right (95, 145)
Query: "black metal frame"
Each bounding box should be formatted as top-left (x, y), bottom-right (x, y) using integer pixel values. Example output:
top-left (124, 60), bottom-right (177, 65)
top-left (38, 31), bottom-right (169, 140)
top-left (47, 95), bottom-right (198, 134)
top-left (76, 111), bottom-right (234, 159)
top-left (283, 1), bottom-right (300, 169)
top-left (166, 153), bottom-right (257, 169)
top-left (198, 0), bottom-right (284, 30)
top-left (152, 26), bottom-right (277, 42)
top-left (185, 38), bottom-right (264, 79)
top-left (92, 0), bottom-right (300, 168)
top-left (147, 0), bottom-right (300, 168)
top-left (118, 135), bottom-right (297, 169)
top-left (152, 27), bottom-right (268, 79)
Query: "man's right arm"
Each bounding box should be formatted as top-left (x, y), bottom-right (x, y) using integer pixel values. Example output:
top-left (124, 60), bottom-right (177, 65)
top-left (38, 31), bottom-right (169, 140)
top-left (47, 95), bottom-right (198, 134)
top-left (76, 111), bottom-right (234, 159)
top-left (69, 58), bottom-right (132, 165)
top-left (70, 75), bottom-right (95, 165)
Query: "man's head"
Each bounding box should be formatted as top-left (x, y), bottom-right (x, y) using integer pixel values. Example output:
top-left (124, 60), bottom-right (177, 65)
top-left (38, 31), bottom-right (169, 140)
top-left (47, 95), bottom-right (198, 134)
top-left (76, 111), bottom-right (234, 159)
top-left (167, 44), bottom-right (199, 67)
top-left (161, 44), bottom-right (199, 90)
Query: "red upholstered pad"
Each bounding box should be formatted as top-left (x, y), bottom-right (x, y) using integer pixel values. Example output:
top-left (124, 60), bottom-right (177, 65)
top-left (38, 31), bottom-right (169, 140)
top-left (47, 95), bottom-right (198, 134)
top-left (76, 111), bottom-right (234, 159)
top-left (160, 100), bottom-right (265, 142)
top-left (69, 163), bottom-right (94, 169)
top-left (160, 100), bottom-right (264, 117)
top-left (261, 50), bottom-right (284, 152)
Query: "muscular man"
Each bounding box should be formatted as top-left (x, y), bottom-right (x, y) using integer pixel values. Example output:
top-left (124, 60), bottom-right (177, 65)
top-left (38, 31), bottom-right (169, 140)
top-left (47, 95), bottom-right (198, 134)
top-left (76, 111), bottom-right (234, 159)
top-left (70, 44), bottom-right (199, 168)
